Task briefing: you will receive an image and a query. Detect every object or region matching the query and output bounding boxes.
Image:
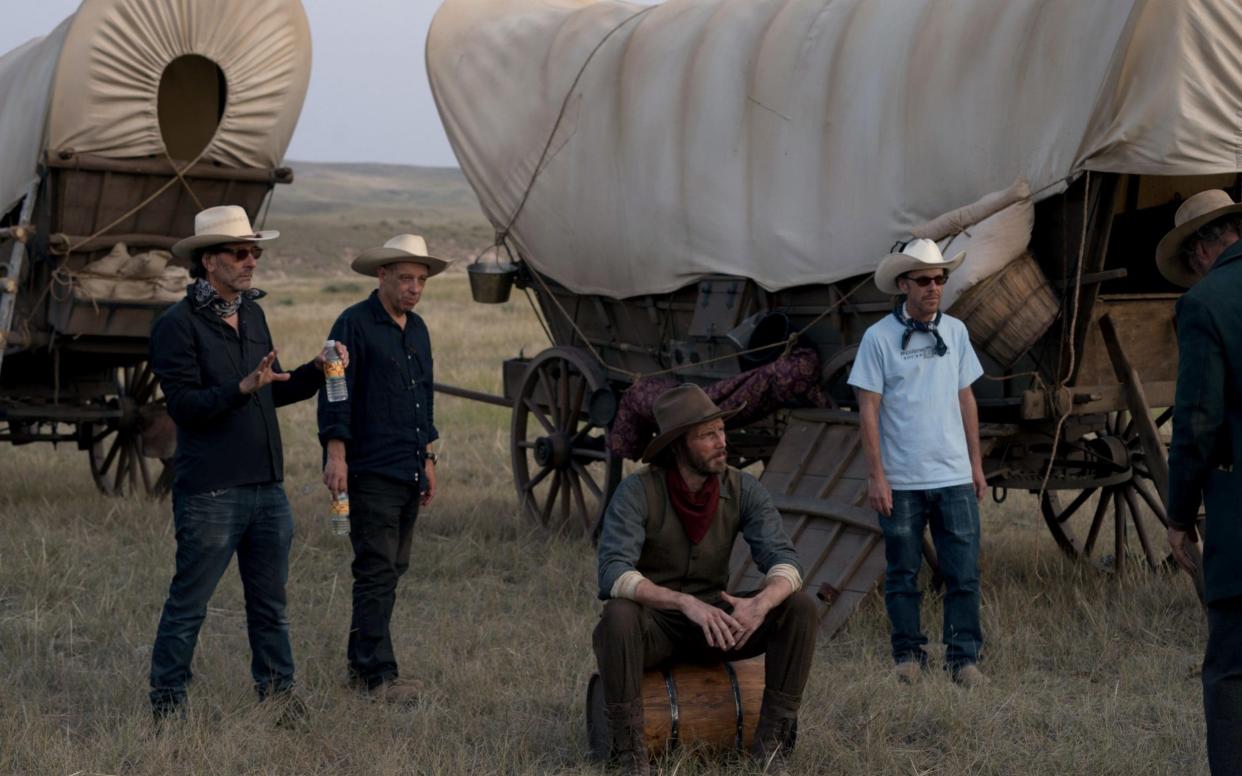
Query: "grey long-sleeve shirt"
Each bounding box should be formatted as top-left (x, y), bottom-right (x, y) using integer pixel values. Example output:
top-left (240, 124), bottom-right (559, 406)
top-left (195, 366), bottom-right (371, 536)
top-left (596, 468), bottom-right (803, 600)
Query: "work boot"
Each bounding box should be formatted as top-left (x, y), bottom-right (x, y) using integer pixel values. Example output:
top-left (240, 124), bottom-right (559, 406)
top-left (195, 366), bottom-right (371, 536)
top-left (750, 688), bottom-right (799, 774)
top-left (893, 660), bottom-right (924, 685)
top-left (604, 699), bottom-right (650, 776)
top-left (366, 677), bottom-right (422, 708)
top-left (264, 689), bottom-right (309, 728)
top-left (951, 664), bottom-right (988, 689)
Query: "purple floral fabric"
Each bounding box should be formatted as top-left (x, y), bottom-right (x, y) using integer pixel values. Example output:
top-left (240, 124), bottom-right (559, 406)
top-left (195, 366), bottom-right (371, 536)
top-left (606, 347), bottom-right (831, 460)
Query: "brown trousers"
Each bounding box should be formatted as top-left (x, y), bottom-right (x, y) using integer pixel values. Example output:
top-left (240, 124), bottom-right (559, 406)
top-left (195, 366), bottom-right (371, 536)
top-left (592, 591), bottom-right (818, 707)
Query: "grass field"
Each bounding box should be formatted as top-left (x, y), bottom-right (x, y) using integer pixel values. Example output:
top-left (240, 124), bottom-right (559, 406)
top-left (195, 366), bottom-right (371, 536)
top-left (0, 163), bottom-right (1213, 774)
top-left (0, 272), bottom-right (1210, 775)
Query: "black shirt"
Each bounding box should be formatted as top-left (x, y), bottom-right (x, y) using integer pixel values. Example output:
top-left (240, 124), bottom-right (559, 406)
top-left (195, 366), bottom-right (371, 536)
top-left (150, 293), bottom-right (323, 495)
top-left (317, 291), bottom-right (438, 487)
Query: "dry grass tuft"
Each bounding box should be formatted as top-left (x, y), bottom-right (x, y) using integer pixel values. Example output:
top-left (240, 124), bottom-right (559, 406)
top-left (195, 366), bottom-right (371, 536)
top-left (0, 275), bottom-right (1208, 775)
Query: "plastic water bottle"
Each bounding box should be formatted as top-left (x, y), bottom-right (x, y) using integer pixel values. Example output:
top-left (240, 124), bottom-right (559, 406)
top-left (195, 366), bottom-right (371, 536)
top-left (329, 492), bottom-right (350, 536)
top-left (323, 339), bottom-right (348, 402)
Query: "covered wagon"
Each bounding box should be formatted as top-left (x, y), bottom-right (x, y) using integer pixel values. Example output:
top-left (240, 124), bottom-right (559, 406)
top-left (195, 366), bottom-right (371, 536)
top-left (0, 0), bottom-right (311, 495)
top-left (428, 0), bottom-right (1242, 632)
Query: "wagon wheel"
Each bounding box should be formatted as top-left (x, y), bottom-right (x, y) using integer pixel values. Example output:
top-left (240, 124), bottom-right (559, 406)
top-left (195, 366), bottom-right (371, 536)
top-left (511, 347), bottom-right (622, 538)
top-left (89, 362), bottom-right (175, 498)
top-left (1039, 409), bottom-right (1174, 572)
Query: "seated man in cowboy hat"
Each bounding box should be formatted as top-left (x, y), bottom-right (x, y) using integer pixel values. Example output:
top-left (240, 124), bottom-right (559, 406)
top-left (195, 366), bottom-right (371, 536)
top-left (595, 383), bottom-right (817, 775)
top-left (148, 205), bottom-right (347, 722)
top-left (847, 238), bottom-right (987, 687)
top-left (1158, 189), bottom-right (1242, 774)
top-left (318, 234), bottom-right (450, 705)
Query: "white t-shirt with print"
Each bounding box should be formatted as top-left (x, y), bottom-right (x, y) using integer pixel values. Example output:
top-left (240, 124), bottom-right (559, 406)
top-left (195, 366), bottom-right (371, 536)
top-left (847, 310), bottom-right (983, 490)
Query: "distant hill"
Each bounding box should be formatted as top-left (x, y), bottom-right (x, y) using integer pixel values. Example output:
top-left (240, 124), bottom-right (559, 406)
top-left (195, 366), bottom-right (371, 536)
top-left (262, 161), bottom-right (494, 276)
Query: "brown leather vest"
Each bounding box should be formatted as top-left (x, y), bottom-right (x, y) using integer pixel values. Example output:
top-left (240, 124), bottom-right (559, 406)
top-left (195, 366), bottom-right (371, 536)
top-left (635, 465), bottom-right (743, 603)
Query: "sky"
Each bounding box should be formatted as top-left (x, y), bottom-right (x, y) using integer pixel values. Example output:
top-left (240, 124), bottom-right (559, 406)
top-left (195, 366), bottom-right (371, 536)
top-left (0, 0), bottom-right (561, 169)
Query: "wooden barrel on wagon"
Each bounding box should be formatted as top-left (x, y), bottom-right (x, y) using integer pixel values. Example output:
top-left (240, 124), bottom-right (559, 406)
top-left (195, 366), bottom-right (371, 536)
top-left (585, 656), bottom-right (765, 759)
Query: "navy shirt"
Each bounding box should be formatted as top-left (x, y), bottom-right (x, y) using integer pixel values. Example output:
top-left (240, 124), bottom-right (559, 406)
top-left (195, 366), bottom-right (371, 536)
top-left (318, 291), bottom-right (438, 486)
top-left (150, 293), bottom-right (323, 494)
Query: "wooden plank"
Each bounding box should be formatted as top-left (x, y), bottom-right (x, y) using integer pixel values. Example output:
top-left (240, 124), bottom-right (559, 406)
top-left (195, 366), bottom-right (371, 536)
top-left (728, 416), bottom-right (888, 638)
top-left (1098, 313), bottom-right (1169, 500)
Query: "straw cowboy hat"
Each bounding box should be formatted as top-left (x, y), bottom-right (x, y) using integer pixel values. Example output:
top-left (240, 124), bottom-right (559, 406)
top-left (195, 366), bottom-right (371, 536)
top-left (1155, 190), bottom-right (1242, 288)
top-left (640, 383), bottom-right (743, 464)
top-left (171, 205), bottom-right (278, 259)
top-left (352, 234), bottom-right (451, 277)
top-left (874, 238), bottom-right (966, 295)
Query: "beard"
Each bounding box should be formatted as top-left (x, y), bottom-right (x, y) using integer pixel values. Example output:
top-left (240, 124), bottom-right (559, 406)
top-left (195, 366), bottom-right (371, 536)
top-left (682, 444), bottom-right (727, 477)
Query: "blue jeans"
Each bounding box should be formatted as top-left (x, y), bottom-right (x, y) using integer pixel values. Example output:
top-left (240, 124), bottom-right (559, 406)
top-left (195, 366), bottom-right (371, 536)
top-left (149, 483), bottom-right (296, 709)
top-left (880, 484), bottom-right (982, 670)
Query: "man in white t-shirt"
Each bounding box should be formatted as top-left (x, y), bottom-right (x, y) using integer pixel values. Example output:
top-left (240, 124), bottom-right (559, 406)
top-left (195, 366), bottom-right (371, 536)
top-left (847, 238), bottom-right (988, 687)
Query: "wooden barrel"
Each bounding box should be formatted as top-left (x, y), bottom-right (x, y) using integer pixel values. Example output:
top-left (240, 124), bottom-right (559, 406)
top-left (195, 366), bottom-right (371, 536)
top-left (586, 656), bottom-right (765, 760)
top-left (947, 252), bottom-right (1059, 368)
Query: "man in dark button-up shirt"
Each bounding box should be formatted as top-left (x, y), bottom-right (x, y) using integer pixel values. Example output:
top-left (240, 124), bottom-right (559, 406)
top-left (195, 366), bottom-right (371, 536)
top-left (147, 206), bottom-right (344, 723)
top-left (319, 234), bottom-right (447, 706)
top-left (1157, 190), bottom-right (1242, 775)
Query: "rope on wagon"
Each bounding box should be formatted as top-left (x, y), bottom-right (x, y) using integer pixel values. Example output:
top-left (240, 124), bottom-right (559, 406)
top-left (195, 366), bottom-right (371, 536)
top-left (14, 145), bottom-right (213, 338)
top-left (1035, 169), bottom-right (1093, 505)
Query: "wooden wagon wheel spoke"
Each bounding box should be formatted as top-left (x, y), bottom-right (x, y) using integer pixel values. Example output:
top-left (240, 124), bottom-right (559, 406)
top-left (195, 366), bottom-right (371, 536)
top-left (1039, 409), bottom-right (1173, 572)
top-left (568, 470), bottom-right (591, 534)
top-left (541, 470), bottom-right (563, 525)
top-left (536, 364), bottom-right (561, 428)
top-left (511, 347), bottom-right (623, 539)
top-left (1081, 489), bottom-right (1112, 559)
top-left (572, 460), bottom-right (603, 500)
top-left (523, 397), bottom-right (556, 435)
top-left (89, 362), bottom-right (174, 499)
top-left (565, 372), bottom-right (587, 435)
top-left (1120, 486), bottom-right (1160, 569)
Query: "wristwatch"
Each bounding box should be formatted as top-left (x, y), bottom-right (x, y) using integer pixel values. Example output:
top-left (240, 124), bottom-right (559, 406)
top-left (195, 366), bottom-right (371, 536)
top-left (425, 452), bottom-right (438, 464)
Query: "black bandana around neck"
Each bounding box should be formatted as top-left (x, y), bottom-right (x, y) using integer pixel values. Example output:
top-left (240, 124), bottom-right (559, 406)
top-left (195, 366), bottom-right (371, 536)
top-left (189, 278), bottom-right (266, 319)
top-left (893, 302), bottom-right (948, 357)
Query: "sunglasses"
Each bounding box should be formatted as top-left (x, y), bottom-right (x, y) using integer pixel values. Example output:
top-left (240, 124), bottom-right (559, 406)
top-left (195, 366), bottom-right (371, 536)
top-left (214, 245), bottom-right (264, 261)
top-left (900, 273), bottom-right (948, 287)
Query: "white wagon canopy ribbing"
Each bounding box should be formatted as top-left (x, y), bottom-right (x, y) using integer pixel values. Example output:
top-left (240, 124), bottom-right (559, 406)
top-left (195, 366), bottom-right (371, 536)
top-left (0, 0), bottom-right (311, 213)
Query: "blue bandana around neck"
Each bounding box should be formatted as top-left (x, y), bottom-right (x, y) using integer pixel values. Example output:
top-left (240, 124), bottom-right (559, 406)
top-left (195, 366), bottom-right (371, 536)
top-left (892, 302), bottom-right (948, 357)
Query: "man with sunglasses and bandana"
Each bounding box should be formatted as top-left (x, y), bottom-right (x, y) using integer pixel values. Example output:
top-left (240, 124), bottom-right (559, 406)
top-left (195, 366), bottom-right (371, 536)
top-left (147, 206), bottom-right (347, 723)
top-left (1157, 189), bottom-right (1242, 774)
top-left (847, 238), bottom-right (987, 687)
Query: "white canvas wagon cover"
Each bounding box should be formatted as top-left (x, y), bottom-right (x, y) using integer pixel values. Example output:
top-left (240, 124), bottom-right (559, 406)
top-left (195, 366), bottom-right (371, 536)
top-left (0, 0), bottom-right (311, 212)
top-left (428, 0), bottom-right (1242, 298)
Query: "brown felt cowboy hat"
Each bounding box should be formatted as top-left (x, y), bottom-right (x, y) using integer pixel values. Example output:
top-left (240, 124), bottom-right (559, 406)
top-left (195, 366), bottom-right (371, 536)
top-left (1155, 190), bottom-right (1242, 288)
top-left (352, 234), bottom-right (451, 277)
top-left (640, 383), bottom-right (744, 464)
top-left (171, 205), bottom-right (279, 259)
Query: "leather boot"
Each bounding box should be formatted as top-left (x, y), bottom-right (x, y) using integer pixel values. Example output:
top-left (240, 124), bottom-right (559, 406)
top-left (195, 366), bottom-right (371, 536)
top-left (604, 700), bottom-right (651, 776)
top-left (750, 688), bottom-right (800, 774)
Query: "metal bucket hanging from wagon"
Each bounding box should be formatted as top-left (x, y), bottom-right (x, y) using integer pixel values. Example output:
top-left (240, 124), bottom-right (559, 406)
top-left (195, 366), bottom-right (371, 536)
top-left (467, 254), bottom-right (518, 303)
top-left (947, 252), bottom-right (1059, 368)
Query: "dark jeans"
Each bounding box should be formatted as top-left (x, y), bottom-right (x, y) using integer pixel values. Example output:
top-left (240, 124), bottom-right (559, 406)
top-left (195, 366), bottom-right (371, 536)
top-left (1205, 595), bottom-right (1242, 774)
top-left (592, 591), bottom-right (819, 707)
top-left (347, 472), bottom-right (420, 688)
top-left (880, 484), bottom-right (982, 670)
top-left (149, 483), bottom-right (295, 709)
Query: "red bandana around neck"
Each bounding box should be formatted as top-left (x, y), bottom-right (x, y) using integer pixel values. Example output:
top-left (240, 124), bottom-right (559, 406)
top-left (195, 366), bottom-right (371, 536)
top-left (665, 467), bottom-right (721, 544)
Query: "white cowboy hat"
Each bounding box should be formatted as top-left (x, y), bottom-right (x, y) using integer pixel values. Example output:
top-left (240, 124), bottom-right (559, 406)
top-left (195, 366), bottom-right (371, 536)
top-left (351, 234), bottom-right (451, 277)
top-left (1155, 190), bottom-right (1242, 288)
top-left (874, 237), bottom-right (966, 295)
top-left (171, 205), bottom-right (278, 259)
